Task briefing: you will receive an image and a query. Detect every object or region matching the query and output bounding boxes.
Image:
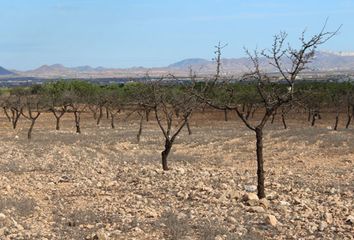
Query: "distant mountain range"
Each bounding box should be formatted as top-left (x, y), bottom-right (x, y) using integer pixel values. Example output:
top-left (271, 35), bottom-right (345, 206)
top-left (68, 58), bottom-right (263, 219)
top-left (1, 51), bottom-right (354, 79)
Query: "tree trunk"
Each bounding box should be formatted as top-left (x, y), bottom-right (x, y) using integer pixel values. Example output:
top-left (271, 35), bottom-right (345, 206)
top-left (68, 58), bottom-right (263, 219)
top-left (137, 115), bottom-right (143, 142)
top-left (346, 106), bottom-right (353, 129)
top-left (161, 140), bottom-right (172, 171)
top-left (255, 127), bottom-right (265, 199)
top-left (281, 113), bottom-right (287, 129)
top-left (28, 119), bottom-right (36, 140)
top-left (186, 120), bottom-right (192, 135)
top-left (308, 109), bottom-right (311, 122)
top-left (346, 115), bottom-right (352, 129)
top-left (3, 107), bottom-right (11, 122)
top-left (51, 109), bottom-right (65, 131)
top-left (106, 107), bottom-right (109, 119)
top-left (145, 109), bottom-right (150, 122)
top-left (92, 111), bottom-right (97, 120)
top-left (271, 110), bottom-right (277, 124)
top-left (334, 112), bottom-right (339, 131)
top-left (97, 106), bottom-right (103, 126)
top-left (110, 114), bottom-right (115, 129)
top-left (11, 109), bottom-right (20, 129)
top-left (74, 111), bottom-right (81, 134)
top-left (55, 117), bottom-right (60, 130)
top-left (251, 108), bottom-right (256, 119)
top-left (224, 109), bottom-right (228, 121)
top-left (311, 114), bottom-right (316, 126)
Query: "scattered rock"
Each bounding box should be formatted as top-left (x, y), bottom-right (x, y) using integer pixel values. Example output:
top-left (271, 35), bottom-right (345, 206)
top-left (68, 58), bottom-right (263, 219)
top-left (244, 185), bottom-right (257, 192)
top-left (58, 175), bottom-right (70, 183)
top-left (145, 209), bottom-right (158, 218)
top-left (280, 200), bottom-right (290, 206)
top-left (242, 193), bottom-right (259, 202)
top-left (176, 167), bottom-right (186, 174)
top-left (329, 188), bottom-right (337, 194)
top-left (259, 198), bottom-right (270, 209)
top-left (325, 212), bottom-right (333, 224)
top-left (100, 168), bottom-right (107, 174)
top-left (345, 215), bottom-right (354, 225)
top-left (247, 206), bottom-right (266, 213)
top-left (266, 192), bottom-right (279, 200)
top-left (319, 221), bottom-right (327, 231)
top-left (0, 213), bottom-right (6, 221)
top-left (226, 190), bottom-right (241, 200)
top-left (266, 214), bottom-right (277, 226)
top-left (226, 216), bottom-right (237, 224)
top-left (214, 235), bottom-right (223, 240)
top-left (95, 229), bottom-right (108, 240)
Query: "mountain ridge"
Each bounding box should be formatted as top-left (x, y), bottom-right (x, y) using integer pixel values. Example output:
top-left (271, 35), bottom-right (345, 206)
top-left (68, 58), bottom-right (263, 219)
top-left (4, 51), bottom-right (354, 78)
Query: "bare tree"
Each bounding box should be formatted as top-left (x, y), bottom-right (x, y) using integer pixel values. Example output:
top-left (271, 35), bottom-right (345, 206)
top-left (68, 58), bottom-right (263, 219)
top-left (148, 79), bottom-right (196, 170)
top-left (105, 86), bottom-right (124, 129)
top-left (67, 101), bottom-right (87, 134)
top-left (21, 96), bottom-right (42, 140)
top-left (3, 95), bottom-right (23, 130)
top-left (199, 23), bottom-right (339, 198)
top-left (50, 106), bottom-right (67, 131)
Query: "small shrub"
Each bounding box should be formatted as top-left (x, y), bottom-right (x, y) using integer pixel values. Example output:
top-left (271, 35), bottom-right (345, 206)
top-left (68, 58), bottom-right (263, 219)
top-left (160, 211), bottom-right (190, 240)
top-left (0, 197), bottom-right (36, 216)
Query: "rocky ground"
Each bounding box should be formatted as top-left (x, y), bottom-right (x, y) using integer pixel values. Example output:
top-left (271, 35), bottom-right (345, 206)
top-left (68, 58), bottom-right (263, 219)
top-left (0, 112), bottom-right (353, 239)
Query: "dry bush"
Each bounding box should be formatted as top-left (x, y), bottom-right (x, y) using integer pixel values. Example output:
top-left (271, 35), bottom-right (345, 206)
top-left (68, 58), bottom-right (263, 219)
top-left (52, 207), bottom-right (121, 239)
top-left (0, 197), bottom-right (36, 217)
top-left (197, 219), bottom-right (237, 240)
top-left (0, 161), bottom-right (23, 173)
top-left (159, 211), bottom-right (190, 240)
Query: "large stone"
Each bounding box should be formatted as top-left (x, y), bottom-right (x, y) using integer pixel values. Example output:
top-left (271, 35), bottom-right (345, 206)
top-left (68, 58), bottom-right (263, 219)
top-left (266, 192), bottom-right (279, 200)
top-left (259, 198), bottom-right (270, 209)
top-left (247, 206), bottom-right (265, 213)
top-left (345, 215), bottom-right (354, 225)
top-left (244, 185), bottom-right (257, 192)
top-left (226, 190), bottom-right (241, 200)
top-left (279, 200), bottom-right (290, 206)
top-left (325, 212), bottom-right (333, 224)
top-left (266, 214), bottom-right (277, 226)
top-left (242, 193), bottom-right (259, 202)
top-left (226, 216), bottom-right (237, 224)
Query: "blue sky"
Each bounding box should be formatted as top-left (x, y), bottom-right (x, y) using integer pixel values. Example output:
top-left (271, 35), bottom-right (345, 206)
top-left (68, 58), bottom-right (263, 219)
top-left (0, 0), bottom-right (353, 70)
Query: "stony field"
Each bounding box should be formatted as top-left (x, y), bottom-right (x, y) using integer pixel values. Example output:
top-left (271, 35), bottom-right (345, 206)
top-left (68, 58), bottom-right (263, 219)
top-left (0, 111), bottom-right (353, 239)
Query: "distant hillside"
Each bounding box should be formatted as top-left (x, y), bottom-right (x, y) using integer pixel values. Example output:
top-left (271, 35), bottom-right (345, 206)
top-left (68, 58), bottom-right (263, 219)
top-left (11, 51), bottom-right (354, 78)
top-left (0, 66), bottom-right (15, 75)
top-left (168, 58), bottom-right (210, 69)
top-left (166, 51), bottom-right (354, 73)
top-left (310, 51), bottom-right (354, 71)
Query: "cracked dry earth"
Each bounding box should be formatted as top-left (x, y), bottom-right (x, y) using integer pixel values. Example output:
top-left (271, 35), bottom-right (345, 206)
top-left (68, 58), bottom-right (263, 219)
top-left (0, 112), bottom-right (353, 240)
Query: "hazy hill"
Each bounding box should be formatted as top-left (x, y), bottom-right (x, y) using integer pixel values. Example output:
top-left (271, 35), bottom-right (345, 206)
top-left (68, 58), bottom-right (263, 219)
top-left (168, 58), bottom-right (210, 69)
top-left (0, 66), bottom-right (15, 75)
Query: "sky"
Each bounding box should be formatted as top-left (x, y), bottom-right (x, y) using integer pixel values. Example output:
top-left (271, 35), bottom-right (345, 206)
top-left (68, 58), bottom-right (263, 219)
top-left (0, 0), bottom-right (353, 70)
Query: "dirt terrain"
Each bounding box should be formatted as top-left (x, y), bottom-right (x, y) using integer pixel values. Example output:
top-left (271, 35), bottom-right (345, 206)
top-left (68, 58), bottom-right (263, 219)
top-left (0, 111), bottom-right (353, 239)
